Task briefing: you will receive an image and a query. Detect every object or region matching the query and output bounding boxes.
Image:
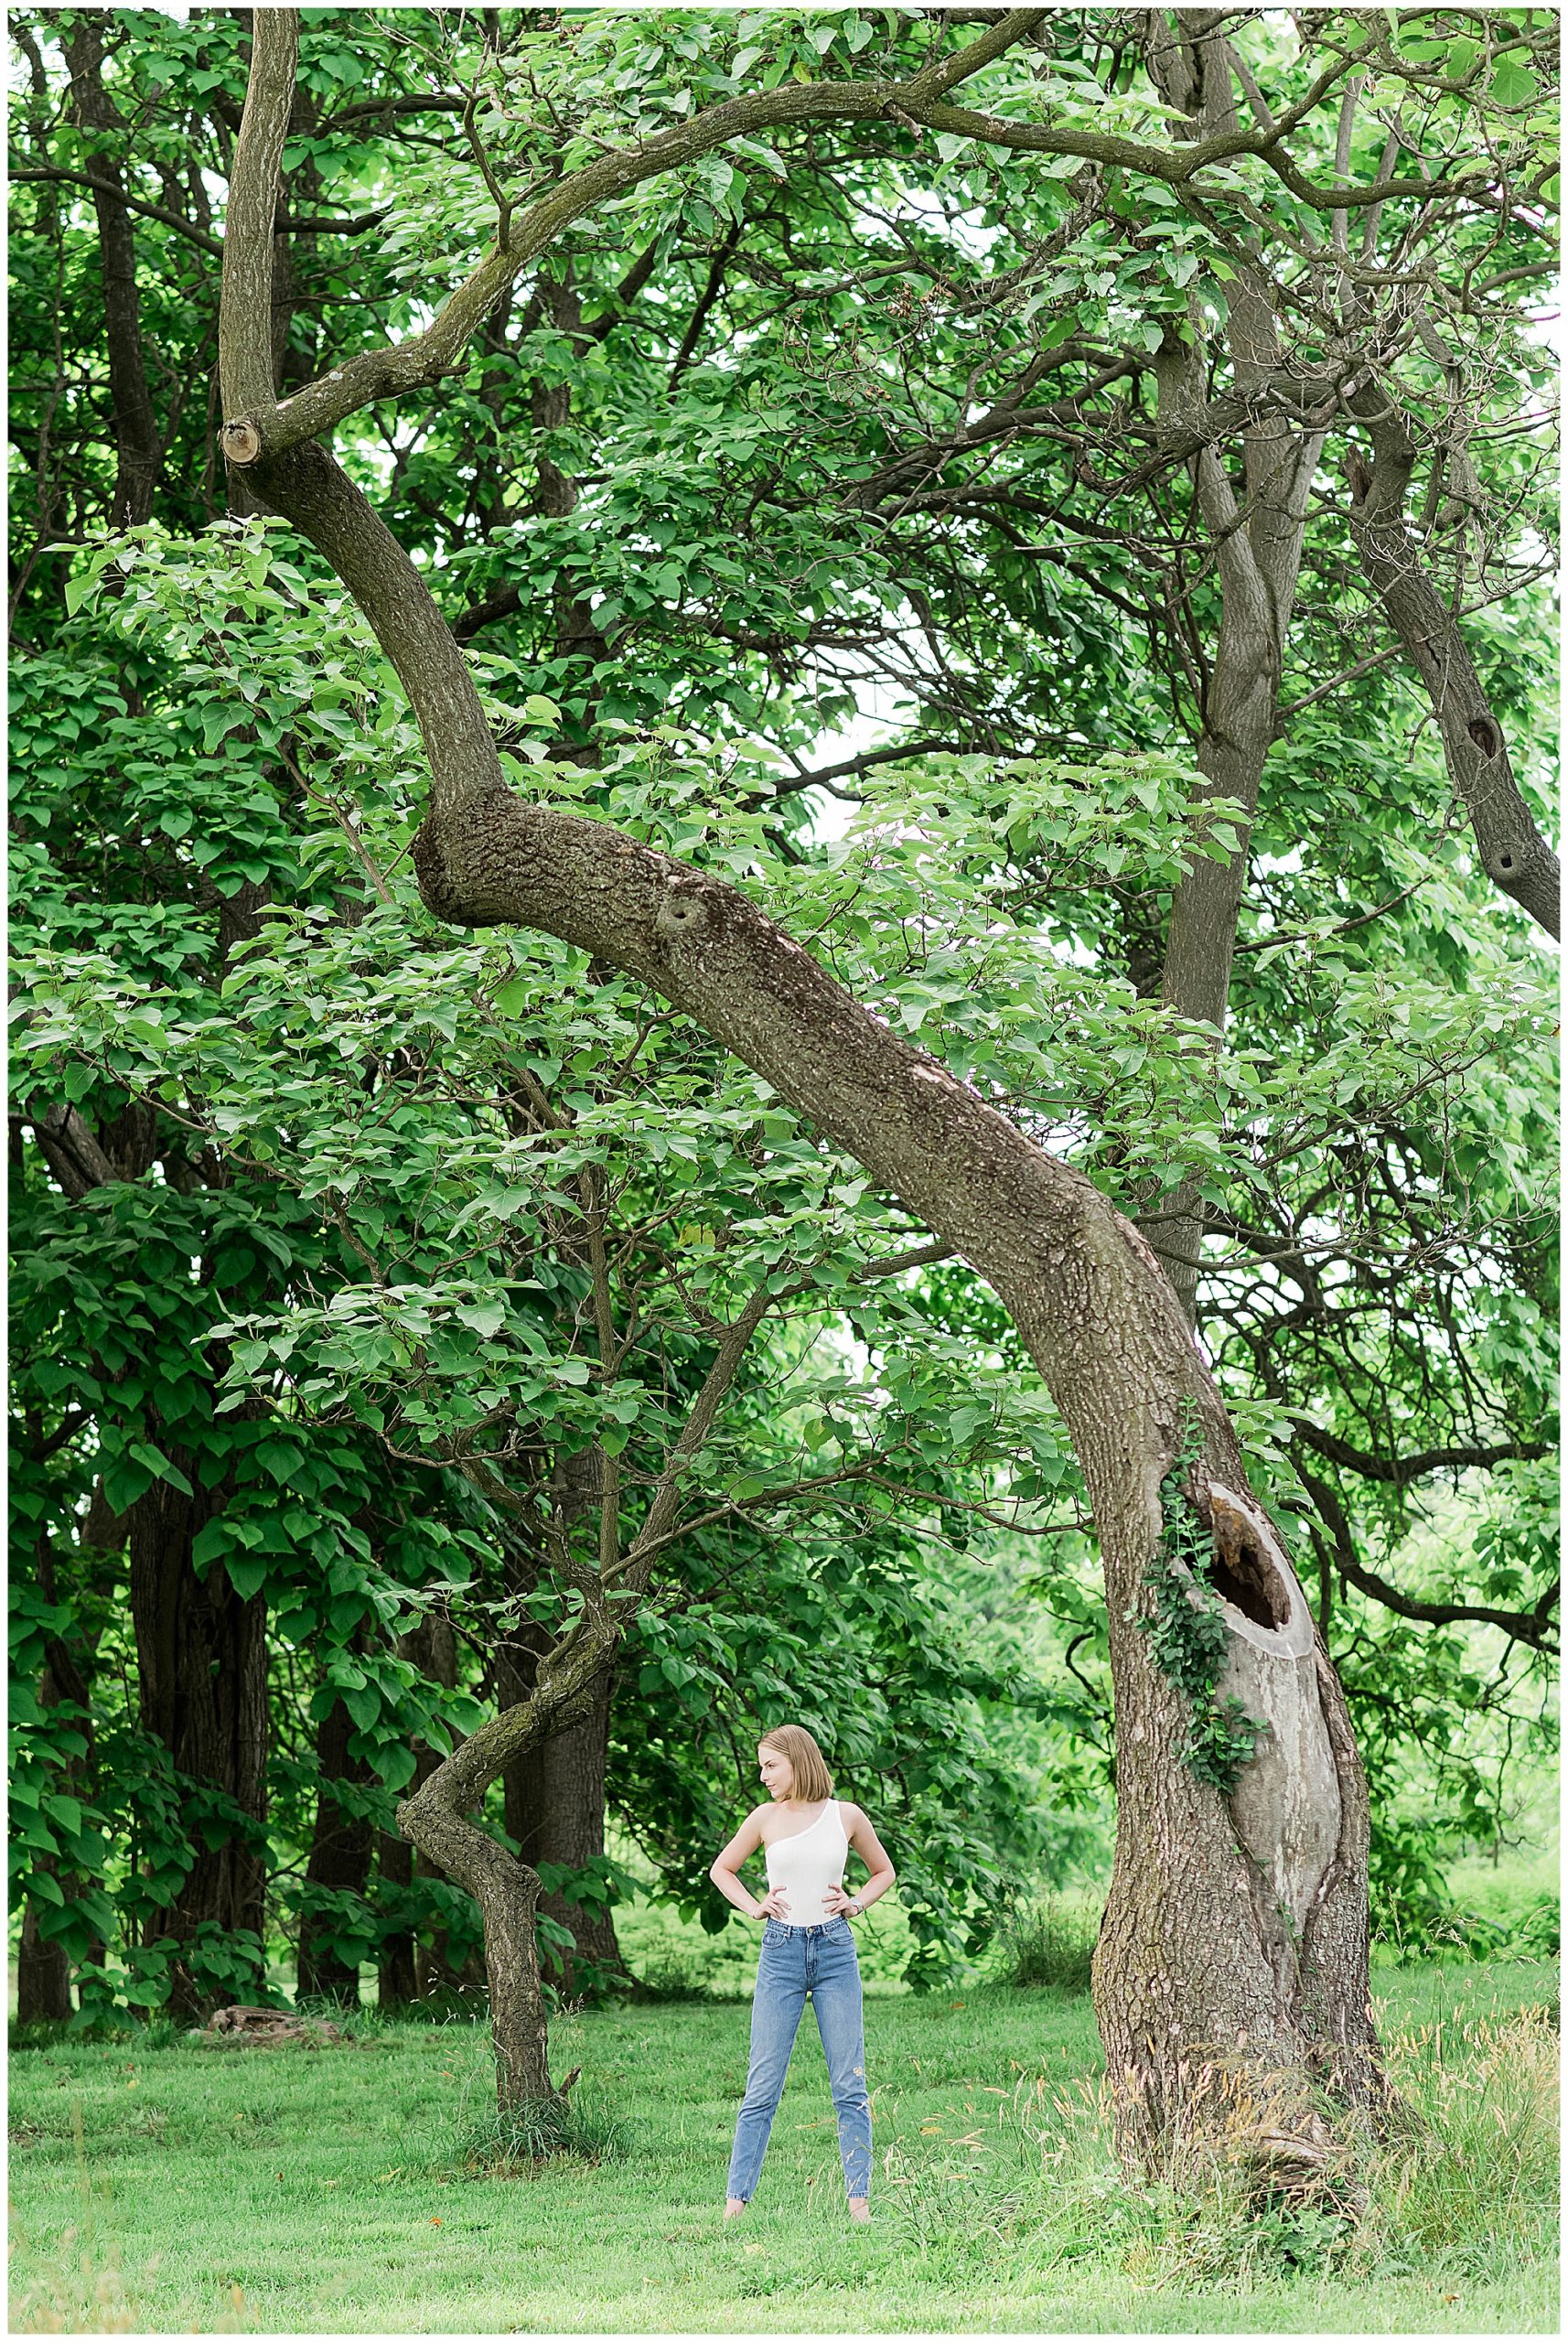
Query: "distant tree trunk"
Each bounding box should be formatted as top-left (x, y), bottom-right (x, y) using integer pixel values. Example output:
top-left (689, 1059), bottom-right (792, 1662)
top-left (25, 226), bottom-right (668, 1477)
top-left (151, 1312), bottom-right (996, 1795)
top-left (400, 1613), bottom-right (487, 1999)
top-left (63, 21), bottom-right (161, 527)
top-left (508, 1670), bottom-right (627, 1991)
top-left (498, 1498), bottom-right (628, 1993)
top-left (296, 1688), bottom-right (372, 2005)
top-left (377, 1624), bottom-right (425, 2008)
top-left (16, 1896), bottom-right (72, 2024)
top-left (1139, 12), bottom-right (1325, 1326)
top-left (128, 1477), bottom-right (268, 2021)
top-left (17, 1540), bottom-right (91, 2025)
top-left (376, 1819), bottom-right (419, 2008)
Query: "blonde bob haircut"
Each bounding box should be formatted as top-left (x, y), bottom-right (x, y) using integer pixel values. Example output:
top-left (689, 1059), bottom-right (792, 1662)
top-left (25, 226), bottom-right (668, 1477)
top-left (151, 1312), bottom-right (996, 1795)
top-left (759, 1724), bottom-right (833, 1803)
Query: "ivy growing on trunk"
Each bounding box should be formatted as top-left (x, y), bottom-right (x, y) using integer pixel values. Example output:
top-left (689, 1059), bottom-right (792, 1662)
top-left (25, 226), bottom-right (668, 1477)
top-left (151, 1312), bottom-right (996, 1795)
top-left (1139, 1410), bottom-right (1272, 1795)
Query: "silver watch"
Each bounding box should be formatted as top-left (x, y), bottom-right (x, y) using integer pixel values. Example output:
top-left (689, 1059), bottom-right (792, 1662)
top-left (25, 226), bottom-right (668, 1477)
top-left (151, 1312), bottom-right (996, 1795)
top-left (846, 1897), bottom-right (864, 1918)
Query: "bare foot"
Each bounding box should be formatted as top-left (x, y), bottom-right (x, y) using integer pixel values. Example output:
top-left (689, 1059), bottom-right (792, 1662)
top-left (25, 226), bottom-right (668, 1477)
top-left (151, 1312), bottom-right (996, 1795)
top-left (847, 2197), bottom-right (871, 2223)
top-left (724, 2197), bottom-right (747, 2221)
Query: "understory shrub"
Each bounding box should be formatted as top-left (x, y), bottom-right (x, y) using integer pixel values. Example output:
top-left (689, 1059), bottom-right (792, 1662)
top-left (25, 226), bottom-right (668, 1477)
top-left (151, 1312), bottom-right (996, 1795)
top-left (994, 1894), bottom-right (1099, 1990)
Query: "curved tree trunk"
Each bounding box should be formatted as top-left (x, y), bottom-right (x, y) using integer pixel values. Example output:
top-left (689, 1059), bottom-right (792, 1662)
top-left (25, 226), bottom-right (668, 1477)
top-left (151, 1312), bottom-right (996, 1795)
top-left (405, 1614), bottom-right (487, 1998)
top-left (498, 1456), bottom-right (628, 1993)
top-left (220, 8), bottom-right (1383, 2154)
top-left (401, 1631), bottom-right (618, 2108)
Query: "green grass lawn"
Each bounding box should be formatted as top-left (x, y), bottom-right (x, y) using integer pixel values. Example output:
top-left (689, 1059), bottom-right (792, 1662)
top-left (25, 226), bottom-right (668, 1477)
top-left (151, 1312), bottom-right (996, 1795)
top-left (8, 1958), bottom-right (1558, 2335)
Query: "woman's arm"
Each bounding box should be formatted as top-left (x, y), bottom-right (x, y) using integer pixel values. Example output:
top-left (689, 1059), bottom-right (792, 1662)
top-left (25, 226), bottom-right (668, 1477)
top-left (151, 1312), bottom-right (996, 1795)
top-left (708, 1808), bottom-right (786, 1920)
top-left (823, 1805), bottom-right (897, 1918)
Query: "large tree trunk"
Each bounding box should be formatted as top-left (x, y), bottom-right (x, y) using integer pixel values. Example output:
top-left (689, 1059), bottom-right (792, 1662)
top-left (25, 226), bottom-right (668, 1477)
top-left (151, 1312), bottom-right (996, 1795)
top-left (1094, 1478), bottom-right (1373, 2168)
top-left (128, 1477), bottom-right (269, 2021)
top-left (296, 1689), bottom-right (372, 2005)
top-left (219, 9), bottom-right (1383, 2157)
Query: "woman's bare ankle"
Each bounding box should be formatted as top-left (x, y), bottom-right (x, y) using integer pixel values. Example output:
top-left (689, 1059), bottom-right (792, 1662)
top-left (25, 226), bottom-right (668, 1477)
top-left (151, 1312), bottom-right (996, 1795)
top-left (724, 2197), bottom-right (747, 2220)
top-left (847, 2195), bottom-right (871, 2222)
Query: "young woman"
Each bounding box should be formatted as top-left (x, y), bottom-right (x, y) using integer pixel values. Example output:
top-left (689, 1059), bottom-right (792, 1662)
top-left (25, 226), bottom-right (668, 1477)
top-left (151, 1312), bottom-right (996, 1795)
top-left (708, 1724), bottom-right (897, 2222)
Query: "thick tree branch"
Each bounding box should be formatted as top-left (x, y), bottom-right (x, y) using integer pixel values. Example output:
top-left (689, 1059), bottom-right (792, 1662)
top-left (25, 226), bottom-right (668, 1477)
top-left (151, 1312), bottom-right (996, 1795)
top-left (1294, 1455), bottom-right (1557, 1648)
top-left (1295, 1423), bottom-right (1548, 1488)
top-left (220, 9), bottom-right (1052, 458)
top-left (1345, 389), bottom-right (1560, 939)
top-left (10, 164), bottom-right (223, 256)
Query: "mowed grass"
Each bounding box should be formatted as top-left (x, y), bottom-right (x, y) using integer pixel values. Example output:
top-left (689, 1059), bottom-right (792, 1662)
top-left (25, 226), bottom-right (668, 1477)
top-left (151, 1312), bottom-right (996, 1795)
top-left (8, 1958), bottom-right (1558, 2335)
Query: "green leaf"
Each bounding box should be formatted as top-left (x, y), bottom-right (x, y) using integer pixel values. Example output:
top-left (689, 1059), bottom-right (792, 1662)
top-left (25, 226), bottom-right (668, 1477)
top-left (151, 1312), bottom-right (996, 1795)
top-left (129, 1441), bottom-right (193, 1497)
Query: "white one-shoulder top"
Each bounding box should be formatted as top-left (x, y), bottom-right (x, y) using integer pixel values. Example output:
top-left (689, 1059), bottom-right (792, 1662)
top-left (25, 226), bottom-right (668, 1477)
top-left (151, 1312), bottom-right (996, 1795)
top-left (765, 1799), bottom-right (850, 1927)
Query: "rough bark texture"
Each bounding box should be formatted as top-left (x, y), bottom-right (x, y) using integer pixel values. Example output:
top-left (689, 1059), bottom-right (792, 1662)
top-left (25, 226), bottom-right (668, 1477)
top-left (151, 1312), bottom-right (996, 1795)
top-left (296, 1691), bottom-right (373, 2005)
top-left (220, 6), bottom-right (1383, 2150)
top-left (128, 1477), bottom-right (269, 2020)
top-left (1095, 1479), bottom-right (1375, 2164)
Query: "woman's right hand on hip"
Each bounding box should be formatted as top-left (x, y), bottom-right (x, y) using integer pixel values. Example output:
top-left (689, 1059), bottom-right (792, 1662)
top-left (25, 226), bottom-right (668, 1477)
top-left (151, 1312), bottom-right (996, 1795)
top-left (755, 1889), bottom-right (789, 1920)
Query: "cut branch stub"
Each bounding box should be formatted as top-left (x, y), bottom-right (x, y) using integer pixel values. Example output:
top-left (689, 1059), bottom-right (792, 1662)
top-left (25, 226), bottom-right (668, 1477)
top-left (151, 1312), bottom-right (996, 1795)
top-left (220, 419), bottom-right (263, 466)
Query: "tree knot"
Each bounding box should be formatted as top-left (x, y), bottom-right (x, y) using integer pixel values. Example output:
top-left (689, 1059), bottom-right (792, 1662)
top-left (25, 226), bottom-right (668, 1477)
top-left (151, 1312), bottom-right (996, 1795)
top-left (656, 886), bottom-right (711, 944)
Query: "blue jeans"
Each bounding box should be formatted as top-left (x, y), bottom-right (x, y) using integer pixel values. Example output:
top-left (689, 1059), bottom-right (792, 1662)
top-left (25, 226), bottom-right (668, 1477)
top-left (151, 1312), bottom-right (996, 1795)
top-left (725, 1917), bottom-right (872, 2204)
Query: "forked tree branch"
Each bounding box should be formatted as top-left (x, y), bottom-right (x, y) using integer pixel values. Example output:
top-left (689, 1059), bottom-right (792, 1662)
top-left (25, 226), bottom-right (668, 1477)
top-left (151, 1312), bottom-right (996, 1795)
top-left (219, 9), bottom-right (1444, 467)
